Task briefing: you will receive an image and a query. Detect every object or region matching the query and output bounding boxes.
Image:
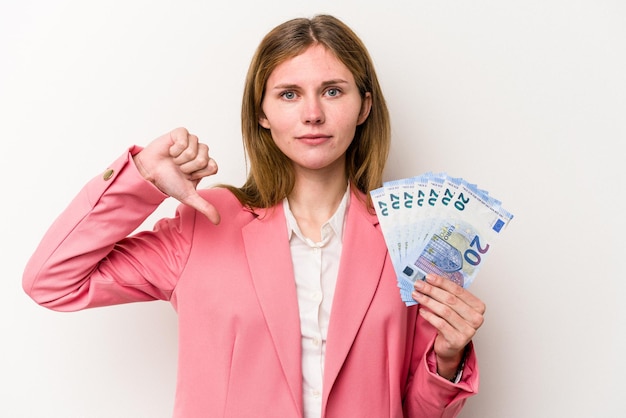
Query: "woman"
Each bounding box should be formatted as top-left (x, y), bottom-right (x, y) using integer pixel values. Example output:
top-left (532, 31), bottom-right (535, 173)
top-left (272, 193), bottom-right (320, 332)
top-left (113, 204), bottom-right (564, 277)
top-left (23, 15), bottom-right (484, 418)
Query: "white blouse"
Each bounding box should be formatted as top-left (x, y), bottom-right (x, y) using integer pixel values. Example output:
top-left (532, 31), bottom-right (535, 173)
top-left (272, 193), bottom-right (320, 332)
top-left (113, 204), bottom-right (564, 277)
top-left (283, 188), bottom-right (349, 418)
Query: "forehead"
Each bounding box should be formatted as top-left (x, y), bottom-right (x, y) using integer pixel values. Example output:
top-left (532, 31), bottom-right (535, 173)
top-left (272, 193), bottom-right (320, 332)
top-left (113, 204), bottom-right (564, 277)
top-left (266, 44), bottom-right (355, 86)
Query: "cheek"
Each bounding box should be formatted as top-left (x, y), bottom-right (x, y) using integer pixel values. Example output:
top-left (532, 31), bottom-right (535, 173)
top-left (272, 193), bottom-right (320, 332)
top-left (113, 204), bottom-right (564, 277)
top-left (338, 112), bottom-right (361, 135)
top-left (265, 112), bottom-right (294, 137)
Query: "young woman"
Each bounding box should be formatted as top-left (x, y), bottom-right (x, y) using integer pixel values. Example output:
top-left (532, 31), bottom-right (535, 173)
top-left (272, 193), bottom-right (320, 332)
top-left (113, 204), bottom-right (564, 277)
top-left (23, 15), bottom-right (484, 418)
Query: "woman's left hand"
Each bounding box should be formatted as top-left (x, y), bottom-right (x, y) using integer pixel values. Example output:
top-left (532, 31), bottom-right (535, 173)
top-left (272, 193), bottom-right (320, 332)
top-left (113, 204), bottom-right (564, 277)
top-left (412, 274), bottom-right (486, 380)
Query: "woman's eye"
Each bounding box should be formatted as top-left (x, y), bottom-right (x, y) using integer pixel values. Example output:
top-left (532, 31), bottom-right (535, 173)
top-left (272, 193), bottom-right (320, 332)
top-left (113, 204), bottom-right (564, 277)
top-left (326, 88), bottom-right (340, 97)
top-left (281, 91), bottom-right (296, 100)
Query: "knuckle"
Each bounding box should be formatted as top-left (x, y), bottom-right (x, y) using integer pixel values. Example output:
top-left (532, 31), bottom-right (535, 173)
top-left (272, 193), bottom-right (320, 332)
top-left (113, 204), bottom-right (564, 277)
top-left (196, 153), bottom-right (209, 166)
top-left (473, 313), bottom-right (485, 329)
top-left (478, 301), bottom-right (487, 315)
top-left (466, 311), bottom-right (484, 330)
top-left (208, 158), bottom-right (218, 173)
top-left (451, 284), bottom-right (464, 297)
top-left (178, 148), bottom-right (196, 161)
top-left (440, 305), bottom-right (453, 318)
top-left (429, 274), bottom-right (442, 285)
top-left (172, 127), bottom-right (189, 141)
top-left (452, 334), bottom-right (466, 349)
top-left (198, 143), bottom-right (209, 153)
top-left (443, 293), bottom-right (457, 306)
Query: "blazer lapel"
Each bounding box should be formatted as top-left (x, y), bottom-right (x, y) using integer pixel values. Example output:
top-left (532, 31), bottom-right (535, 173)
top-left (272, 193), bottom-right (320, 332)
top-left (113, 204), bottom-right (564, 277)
top-left (242, 206), bottom-right (303, 416)
top-left (323, 192), bottom-right (388, 400)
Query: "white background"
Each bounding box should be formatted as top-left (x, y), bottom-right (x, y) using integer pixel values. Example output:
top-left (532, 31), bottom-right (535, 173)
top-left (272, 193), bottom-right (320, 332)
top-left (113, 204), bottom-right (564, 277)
top-left (1, 0), bottom-right (624, 417)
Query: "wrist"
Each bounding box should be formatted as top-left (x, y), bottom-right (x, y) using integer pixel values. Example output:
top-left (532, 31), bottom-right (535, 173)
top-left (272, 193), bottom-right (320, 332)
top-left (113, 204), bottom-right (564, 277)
top-left (436, 345), bottom-right (469, 383)
top-left (132, 153), bottom-right (155, 183)
top-left (436, 353), bottom-right (463, 380)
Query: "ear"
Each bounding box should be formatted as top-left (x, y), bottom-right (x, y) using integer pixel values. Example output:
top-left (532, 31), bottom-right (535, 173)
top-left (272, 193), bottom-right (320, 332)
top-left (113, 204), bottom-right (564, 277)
top-left (259, 113), bottom-right (271, 129)
top-left (357, 92), bottom-right (372, 126)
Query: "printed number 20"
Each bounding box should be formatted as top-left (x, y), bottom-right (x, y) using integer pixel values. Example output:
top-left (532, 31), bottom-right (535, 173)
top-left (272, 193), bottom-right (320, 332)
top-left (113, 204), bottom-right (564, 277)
top-left (464, 235), bottom-right (490, 266)
top-left (377, 201), bottom-right (388, 216)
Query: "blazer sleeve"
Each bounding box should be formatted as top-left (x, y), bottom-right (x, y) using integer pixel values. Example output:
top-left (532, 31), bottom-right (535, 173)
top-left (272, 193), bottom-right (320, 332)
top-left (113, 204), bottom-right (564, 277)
top-left (22, 147), bottom-right (197, 312)
top-left (403, 314), bottom-right (480, 417)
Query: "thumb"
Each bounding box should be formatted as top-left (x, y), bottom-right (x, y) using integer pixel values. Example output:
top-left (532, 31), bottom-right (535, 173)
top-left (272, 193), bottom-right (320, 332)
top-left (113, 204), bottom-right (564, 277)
top-left (180, 191), bottom-right (221, 225)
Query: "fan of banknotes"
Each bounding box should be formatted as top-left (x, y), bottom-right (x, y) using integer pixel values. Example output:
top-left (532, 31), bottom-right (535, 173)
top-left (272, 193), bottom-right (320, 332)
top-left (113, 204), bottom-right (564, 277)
top-left (370, 173), bottom-right (514, 306)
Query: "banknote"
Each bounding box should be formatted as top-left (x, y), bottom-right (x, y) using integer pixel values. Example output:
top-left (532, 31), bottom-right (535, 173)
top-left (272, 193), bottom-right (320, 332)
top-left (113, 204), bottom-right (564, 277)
top-left (371, 173), bottom-right (513, 306)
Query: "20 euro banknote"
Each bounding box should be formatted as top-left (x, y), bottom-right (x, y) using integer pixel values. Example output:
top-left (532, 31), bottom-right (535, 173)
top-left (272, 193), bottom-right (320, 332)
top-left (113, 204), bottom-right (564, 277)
top-left (371, 173), bottom-right (513, 306)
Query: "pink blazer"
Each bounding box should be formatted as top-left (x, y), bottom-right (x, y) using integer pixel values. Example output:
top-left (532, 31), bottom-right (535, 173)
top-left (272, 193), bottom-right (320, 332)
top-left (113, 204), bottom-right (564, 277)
top-left (23, 148), bottom-right (478, 417)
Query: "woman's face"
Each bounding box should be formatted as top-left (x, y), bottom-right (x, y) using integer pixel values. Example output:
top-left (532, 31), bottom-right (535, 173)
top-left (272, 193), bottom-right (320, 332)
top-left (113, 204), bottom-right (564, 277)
top-left (260, 44), bottom-right (371, 178)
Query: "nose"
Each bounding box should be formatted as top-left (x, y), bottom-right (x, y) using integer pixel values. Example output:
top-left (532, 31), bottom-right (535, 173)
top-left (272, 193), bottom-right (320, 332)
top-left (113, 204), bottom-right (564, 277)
top-left (302, 97), bottom-right (325, 125)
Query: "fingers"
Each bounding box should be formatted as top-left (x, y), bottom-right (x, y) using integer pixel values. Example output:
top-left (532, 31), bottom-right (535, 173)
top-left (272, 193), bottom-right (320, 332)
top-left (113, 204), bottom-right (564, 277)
top-left (163, 128), bottom-right (218, 180)
top-left (412, 274), bottom-right (485, 353)
top-left (136, 128), bottom-right (221, 224)
top-left (169, 131), bottom-right (217, 175)
top-left (414, 274), bottom-right (485, 318)
top-left (181, 192), bottom-right (222, 225)
top-left (168, 127), bottom-right (196, 160)
top-left (180, 144), bottom-right (218, 178)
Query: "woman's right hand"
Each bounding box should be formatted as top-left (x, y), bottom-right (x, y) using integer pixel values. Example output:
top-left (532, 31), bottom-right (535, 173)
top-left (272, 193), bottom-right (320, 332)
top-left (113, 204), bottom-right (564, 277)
top-left (133, 127), bottom-right (221, 224)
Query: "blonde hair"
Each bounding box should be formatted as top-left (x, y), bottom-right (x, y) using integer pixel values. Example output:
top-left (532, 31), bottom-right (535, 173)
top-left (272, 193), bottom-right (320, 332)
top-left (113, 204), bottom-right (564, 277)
top-left (227, 14), bottom-right (390, 208)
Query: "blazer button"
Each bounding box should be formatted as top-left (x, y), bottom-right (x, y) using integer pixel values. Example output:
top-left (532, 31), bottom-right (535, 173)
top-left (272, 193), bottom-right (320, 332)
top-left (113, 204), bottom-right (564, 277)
top-left (103, 168), bottom-right (115, 180)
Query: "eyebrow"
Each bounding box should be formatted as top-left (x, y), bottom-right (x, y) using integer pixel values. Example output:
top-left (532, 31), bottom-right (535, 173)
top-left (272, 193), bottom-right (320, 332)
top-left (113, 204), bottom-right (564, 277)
top-left (270, 79), bottom-right (350, 90)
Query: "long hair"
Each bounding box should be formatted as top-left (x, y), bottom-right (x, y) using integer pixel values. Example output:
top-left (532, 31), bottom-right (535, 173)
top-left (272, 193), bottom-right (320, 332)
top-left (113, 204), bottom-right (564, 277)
top-left (227, 14), bottom-right (390, 209)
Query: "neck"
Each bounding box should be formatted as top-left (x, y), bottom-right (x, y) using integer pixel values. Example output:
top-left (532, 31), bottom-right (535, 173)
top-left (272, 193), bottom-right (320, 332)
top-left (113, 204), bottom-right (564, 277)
top-left (287, 170), bottom-right (349, 241)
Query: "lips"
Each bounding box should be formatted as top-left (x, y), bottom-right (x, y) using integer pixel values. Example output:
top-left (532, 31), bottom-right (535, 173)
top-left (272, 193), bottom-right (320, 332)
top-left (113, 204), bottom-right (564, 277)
top-left (296, 134), bottom-right (332, 145)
